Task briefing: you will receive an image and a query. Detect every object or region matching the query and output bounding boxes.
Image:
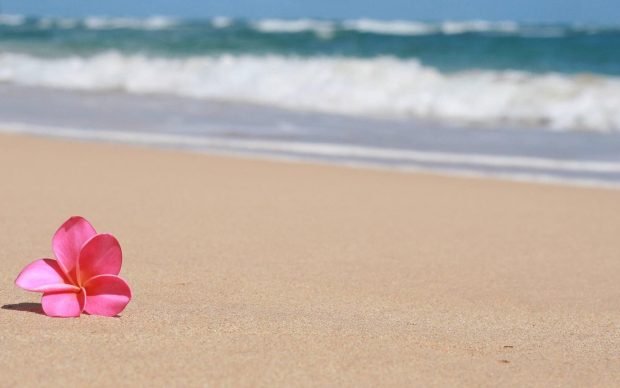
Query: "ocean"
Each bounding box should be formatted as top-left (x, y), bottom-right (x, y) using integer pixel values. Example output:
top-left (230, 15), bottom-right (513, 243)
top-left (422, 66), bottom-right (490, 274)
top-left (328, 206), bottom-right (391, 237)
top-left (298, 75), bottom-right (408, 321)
top-left (1, 15), bottom-right (620, 187)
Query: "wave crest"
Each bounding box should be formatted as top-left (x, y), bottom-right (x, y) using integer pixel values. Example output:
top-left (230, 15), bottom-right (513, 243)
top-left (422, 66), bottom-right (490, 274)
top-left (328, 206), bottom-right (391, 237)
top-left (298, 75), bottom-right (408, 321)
top-left (250, 18), bottom-right (524, 37)
top-left (3, 15), bottom-right (618, 38)
top-left (0, 52), bottom-right (619, 132)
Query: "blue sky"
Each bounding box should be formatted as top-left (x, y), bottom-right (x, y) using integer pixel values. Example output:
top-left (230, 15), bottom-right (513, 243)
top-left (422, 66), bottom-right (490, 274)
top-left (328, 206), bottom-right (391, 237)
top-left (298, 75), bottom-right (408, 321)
top-left (3, 0), bottom-right (619, 23)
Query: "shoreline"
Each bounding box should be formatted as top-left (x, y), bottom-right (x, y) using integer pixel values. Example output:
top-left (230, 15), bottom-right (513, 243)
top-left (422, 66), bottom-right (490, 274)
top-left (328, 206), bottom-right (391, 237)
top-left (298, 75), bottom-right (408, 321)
top-left (2, 123), bottom-right (620, 191)
top-left (2, 132), bottom-right (620, 386)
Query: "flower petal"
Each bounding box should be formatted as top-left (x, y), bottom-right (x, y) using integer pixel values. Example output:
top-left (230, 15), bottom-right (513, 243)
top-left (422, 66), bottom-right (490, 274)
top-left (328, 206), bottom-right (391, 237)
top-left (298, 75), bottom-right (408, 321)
top-left (78, 234), bottom-right (122, 284)
top-left (83, 275), bottom-right (131, 317)
top-left (52, 216), bottom-right (96, 283)
top-left (15, 259), bottom-right (79, 293)
top-left (41, 289), bottom-right (85, 318)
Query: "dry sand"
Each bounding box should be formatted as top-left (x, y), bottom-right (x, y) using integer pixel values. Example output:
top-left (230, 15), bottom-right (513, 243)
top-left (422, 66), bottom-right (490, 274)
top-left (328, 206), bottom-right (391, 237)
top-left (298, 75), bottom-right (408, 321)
top-left (1, 133), bottom-right (620, 387)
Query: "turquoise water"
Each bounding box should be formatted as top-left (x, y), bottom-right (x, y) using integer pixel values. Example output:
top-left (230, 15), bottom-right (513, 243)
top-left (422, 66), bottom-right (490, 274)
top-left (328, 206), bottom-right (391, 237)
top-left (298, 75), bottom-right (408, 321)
top-left (1, 16), bottom-right (620, 186)
top-left (1, 16), bottom-right (620, 132)
top-left (1, 16), bottom-right (620, 75)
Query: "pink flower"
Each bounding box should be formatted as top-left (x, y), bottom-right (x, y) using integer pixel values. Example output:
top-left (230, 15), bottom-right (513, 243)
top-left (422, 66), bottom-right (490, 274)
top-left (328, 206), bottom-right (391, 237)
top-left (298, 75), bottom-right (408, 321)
top-left (15, 216), bottom-right (132, 318)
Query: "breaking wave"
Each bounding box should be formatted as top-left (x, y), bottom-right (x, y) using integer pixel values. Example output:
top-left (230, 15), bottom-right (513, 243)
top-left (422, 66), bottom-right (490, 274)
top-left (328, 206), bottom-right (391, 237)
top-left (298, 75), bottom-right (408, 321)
top-left (0, 51), bottom-right (619, 131)
top-left (253, 18), bottom-right (521, 37)
top-left (1, 15), bottom-right (617, 37)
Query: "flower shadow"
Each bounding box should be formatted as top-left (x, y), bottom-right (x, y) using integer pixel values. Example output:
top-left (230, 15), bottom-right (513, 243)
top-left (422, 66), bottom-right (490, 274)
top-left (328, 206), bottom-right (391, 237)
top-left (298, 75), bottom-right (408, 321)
top-left (2, 302), bottom-right (45, 315)
top-left (1, 303), bottom-right (124, 318)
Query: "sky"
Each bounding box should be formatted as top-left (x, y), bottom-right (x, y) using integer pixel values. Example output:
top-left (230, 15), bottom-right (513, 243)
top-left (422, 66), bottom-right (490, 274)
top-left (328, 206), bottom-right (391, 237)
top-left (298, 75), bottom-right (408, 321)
top-left (2, 0), bottom-right (619, 24)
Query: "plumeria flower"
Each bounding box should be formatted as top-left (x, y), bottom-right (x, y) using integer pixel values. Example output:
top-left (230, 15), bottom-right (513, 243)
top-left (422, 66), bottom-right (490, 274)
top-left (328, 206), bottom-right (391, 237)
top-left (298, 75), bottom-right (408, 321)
top-left (15, 216), bottom-right (132, 318)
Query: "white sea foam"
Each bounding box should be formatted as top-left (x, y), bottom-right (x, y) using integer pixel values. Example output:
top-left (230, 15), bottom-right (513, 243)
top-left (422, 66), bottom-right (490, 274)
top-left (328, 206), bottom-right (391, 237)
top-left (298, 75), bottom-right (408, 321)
top-left (30, 15), bottom-right (177, 30)
top-left (2, 123), bottom-right (619, 189)
top-left (82, 16), bottom-right (176, 30)
top-left (1, 52), bottom-right (619, 132)
top-left (440, 20), bottom-right (519, 34)
top-left (0, 14), bottom-right (25, 26)
top-left (211, 16), bottom-right (233, 29)
top-left (251, 19), bottom-right (335, 38)
top-left (342, 19), bottom-right (519, 36)
top-left (8, 15), bottom-right (615, 37)
top-left (342, 19), bottom-right (434, 35)
top-left (249, 18), bottom-right (619, 37)
top-left (253, 18), bottom-right (525, 37)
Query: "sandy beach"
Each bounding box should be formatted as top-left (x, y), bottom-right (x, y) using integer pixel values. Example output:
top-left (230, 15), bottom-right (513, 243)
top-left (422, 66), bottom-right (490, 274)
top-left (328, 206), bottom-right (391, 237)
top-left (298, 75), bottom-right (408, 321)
top-left (1, 132), bottom-right (620, 387)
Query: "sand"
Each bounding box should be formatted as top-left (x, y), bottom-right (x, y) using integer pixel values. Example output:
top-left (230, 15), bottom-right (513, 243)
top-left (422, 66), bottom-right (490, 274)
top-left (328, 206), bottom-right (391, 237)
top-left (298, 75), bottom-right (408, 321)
top-left (1, 133), bottom-right (620, 387)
